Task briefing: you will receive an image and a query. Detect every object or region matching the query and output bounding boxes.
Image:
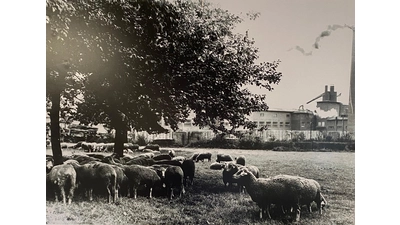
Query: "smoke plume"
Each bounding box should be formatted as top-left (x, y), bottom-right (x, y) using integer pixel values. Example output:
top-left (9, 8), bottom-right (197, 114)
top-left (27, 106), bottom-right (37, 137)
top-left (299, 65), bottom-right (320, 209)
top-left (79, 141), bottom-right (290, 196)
top-left (289, 24), bottom-right (353, 56)
top-left (313, 24), bottom-right (345, 49)
top-left (287, 46), bottom-right (312, 56)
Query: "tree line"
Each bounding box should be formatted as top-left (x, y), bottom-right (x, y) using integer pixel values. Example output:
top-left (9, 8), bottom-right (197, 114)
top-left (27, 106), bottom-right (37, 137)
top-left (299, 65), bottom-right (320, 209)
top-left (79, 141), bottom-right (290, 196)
top-left (46, 0), bottom-right (282, 165)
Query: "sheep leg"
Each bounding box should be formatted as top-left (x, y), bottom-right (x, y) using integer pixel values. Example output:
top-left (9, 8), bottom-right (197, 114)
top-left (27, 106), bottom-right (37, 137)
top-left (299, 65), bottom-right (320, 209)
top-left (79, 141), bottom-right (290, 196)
top-left (68, 185), bottom-right (75, 205)
top-left (60, 187), bottom-right (66, 205)
top-left (114, 188), bottom-right (118, 202)
top-left (168, 188), bottom-right (173, 200)
top-left (133, 188), bottom-right (137, 199)
top-left (266, 205), bottom-right (272, 219)
top-left (181, 185), bottom-right (185, 195)
top-left (89, 189), bottom-right (93, 201)
top-left (294, 205), bottom-right (301, 222)
top-left (149, 187), bottom-right (153, 199)
top-left (259, 208), bottom-right (263, 219)
top-left (107, 186), bottom-right (111, 203)
top-left (308, 204), bottom-right (312, 213)
top-left (54, 191), bottom-right (59, 202)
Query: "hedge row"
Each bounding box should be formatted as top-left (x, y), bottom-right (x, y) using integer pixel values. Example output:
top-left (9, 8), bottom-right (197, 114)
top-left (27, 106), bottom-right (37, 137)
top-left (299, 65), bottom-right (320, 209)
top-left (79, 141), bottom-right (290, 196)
top-left (186, 138), bottom-right (355, 152)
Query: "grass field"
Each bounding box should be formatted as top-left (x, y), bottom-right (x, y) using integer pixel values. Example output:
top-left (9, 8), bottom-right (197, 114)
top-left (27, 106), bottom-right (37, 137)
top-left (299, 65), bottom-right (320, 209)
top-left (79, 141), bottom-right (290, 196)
top-left (46, 147), bottom-right (355, 224)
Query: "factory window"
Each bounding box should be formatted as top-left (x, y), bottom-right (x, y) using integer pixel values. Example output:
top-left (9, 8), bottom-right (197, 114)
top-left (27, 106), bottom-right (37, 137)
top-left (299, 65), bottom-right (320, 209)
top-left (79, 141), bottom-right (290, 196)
top-left (301, 122), bottom-right (305, 127)
top-left (260, 113), bottom-right (264, 117)
top-left (259, 121), bottom-right (265, 127)
top-left (272, 122), bottom-right (278, 127)
top-left (266, 122), bottom-right (271, 127)
top-left (273, 114), bottom-right (278, 117)
top-left (286, 114), bottom-right (290, 117)
top-left (328, 126), bottom-right (334, 129)
top-left (279, 122), bottom-right (284, 127)
top-left (285, 122), bottom-right (290, 127)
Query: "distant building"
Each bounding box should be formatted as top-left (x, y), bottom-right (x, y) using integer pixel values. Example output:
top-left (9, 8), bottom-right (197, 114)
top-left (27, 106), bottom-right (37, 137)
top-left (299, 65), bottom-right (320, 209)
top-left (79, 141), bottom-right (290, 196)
top-left (312, 85), bottom-right (350, 137)
top-left (249, 107), bottom-right (315, 131)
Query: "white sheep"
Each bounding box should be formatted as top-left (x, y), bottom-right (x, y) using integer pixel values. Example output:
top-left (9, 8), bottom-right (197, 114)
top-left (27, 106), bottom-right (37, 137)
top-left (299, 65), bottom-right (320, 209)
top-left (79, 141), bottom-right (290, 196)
top-left (47, 164), bottom-right (77, 204)
top-left (233, 168), bottom-right (326, 221)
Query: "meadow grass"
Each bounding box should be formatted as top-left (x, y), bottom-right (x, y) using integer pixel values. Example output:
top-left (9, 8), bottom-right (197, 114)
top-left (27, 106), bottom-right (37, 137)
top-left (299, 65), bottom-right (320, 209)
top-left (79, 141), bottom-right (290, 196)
top-left (46, 148), bottom-right (354, 224)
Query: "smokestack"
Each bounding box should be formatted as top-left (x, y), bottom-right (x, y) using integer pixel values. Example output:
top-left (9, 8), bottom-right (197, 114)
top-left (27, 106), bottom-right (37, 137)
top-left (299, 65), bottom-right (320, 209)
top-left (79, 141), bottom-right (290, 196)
top-left (325, 85), bottom-right (328, 92)
top-left (330, 85), bottom-right (337, 102)
top-left (349, 30), bottom-right (355, 113)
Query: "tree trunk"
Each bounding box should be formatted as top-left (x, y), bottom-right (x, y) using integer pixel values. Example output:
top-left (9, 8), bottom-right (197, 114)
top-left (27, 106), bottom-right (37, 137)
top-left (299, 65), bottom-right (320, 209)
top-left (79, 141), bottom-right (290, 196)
top-left (112, 111), bottom-right (128, 158)
top-left (50, 91), bottom-right (63, 165)
top-left (114, 125), bottom-right (126, 158)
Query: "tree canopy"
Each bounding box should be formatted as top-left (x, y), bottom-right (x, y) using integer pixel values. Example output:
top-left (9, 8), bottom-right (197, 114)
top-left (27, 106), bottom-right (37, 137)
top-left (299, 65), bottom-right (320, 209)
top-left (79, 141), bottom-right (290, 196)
top-left (46, 0), bottom-right (282, 159)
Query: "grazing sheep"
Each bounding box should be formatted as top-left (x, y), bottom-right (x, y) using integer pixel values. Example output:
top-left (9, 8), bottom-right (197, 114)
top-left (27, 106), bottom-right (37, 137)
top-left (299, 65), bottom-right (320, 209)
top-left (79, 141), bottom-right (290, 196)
top-left (64, 160), bottom-right (117, 203)
top-left (216, 154), bottom-right (234, 163)
top-left (102, 155), bottom-right (162, 199)
top-left (232, 169), bottom-right (324, 222)
top-left (181, 159), bottom-right (195, 187)
top-left (86, 153), bottom-right (106, 160)
top-left (171, 156), bottom-right (186, 164)
top-left (153, 160), bottom-right (183, 167)
top-left (168, 149), bottom-right (176, 157)
top-left (235, 156), bottom-right (246, 166)
top-left (153, 154), bottom-right (172, 161)
top-left (144, 144), bottom-right (160, 151)
top-left (196, 152), bottom-right (212, 162)
top-left (46, 156), bottom-right (54, 174)
top-left (190, 153), bottom-right (199, 161)
top-left (124, 157), bottom-right (155, 166)
top-left (274, 175), bottom-right (327, 217)
top-left (124, 143), bottom-right (139, 151)
top-left (209, 162), bottom-right (225, 170)
top-left (134, 153), bottom-right (155, 159)
top-left (71, 154), bottom-right (101, 164)
top-left (47, 164), bottom-right (77, 204)
top-left (123, 165), bottom-right (162, 199)
top-left (164, 166), bottom-right (185, 200)
top-left (222, 162), bottom-right (260, 192)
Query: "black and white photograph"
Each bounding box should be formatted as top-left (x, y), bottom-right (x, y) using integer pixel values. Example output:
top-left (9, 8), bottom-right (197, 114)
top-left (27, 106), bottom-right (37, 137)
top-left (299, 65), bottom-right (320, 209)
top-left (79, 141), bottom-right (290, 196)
top-left (44, 0), bottom-right (357, 224)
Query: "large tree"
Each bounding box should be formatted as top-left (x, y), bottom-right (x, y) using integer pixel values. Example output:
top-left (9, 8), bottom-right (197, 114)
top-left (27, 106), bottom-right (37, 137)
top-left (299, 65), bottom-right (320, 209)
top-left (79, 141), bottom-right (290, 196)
top-left (76, 0), bottom-right (282, 157)
top-left (47, 0), bottom-right (282, 159)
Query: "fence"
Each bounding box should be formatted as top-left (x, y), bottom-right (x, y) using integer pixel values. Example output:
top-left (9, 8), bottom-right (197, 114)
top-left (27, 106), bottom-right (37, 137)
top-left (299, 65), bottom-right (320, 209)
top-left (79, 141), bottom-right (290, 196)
top-left (130, 129), bottom-right (353, 145)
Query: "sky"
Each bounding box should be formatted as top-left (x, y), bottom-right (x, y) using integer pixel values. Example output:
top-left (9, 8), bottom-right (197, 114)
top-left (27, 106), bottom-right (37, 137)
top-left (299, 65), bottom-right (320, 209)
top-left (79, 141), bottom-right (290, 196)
top-left (207, 0), bottom-right (355, 111)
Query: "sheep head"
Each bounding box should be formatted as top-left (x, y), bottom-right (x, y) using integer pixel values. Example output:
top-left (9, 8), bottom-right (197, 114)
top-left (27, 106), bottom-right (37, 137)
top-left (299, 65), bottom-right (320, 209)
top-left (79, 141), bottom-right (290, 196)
top-left (232, 168), bottom-right (251, 181)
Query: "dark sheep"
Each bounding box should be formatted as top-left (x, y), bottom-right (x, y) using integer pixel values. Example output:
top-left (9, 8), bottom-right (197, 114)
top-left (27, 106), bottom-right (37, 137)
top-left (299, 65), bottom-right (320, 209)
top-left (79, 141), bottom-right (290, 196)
top-left (181, 159), bottom-right (195, 187)
top-left (144, 144), bottom-right (160, 151)
top-left (102, 156), bottom-right (162, 199)
top-left (153, 160), bottom-right (182, 167)
top-left (124, 157), bottom-right (155, 166)
top-left (71, 154), bottom-right (101, 164)
top-left (124, 143), bottom-right (139, 151)
top-left (209, 162), bottom-right (226, 170)
top-left (235, 156), bottom-right (246, 166)
top-left (196, 152), bottom-right (212, 162)
top-left (64, 160), bottom-right (117, 203)
top-left (171, 156), bottom-right (186, 164)
top-left (216, 154), bottom-right (234, 163)
top-left (123, 165), bottom-right (162, 199)
top-left (86, 153), bottom-right (106, 160)
top-left (190, 153), bottom-right (199, 161)
top-left (47, 164), bottom-right (77, 204)
top-left (164, 166), bottom-right (185, 200)
top-left (153, 154), bottom-right (172, 161)
top-left (223, 162), bottom-right (260, 193)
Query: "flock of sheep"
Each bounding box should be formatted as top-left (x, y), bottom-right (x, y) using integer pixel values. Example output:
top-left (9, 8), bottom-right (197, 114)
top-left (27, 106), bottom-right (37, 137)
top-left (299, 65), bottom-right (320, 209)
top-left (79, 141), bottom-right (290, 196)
top-left (46, 146), bottom-right (327, 222)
